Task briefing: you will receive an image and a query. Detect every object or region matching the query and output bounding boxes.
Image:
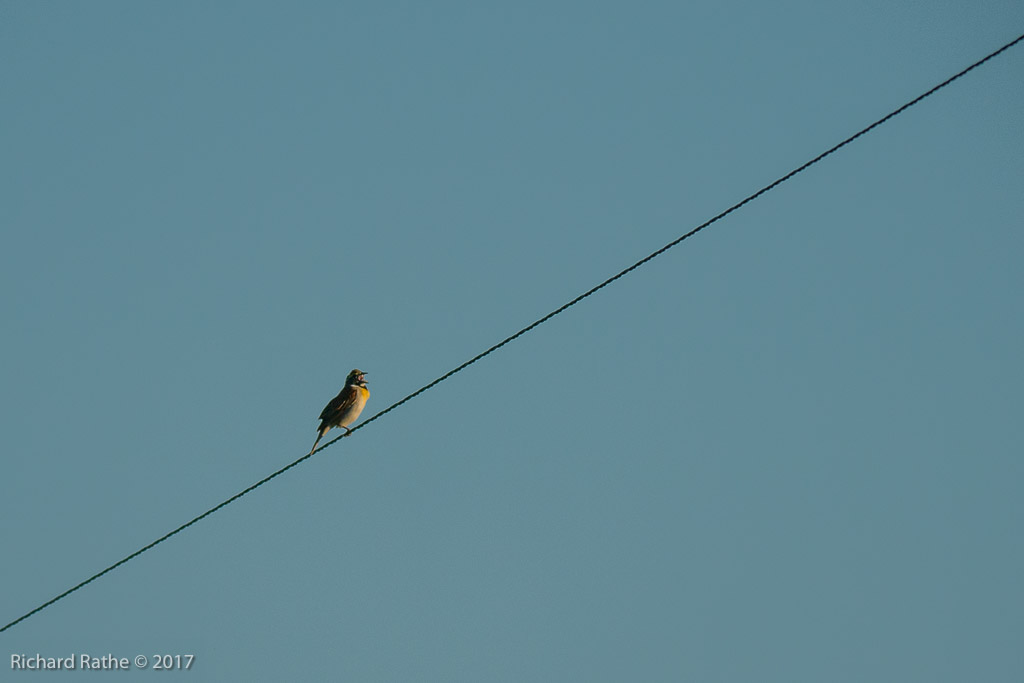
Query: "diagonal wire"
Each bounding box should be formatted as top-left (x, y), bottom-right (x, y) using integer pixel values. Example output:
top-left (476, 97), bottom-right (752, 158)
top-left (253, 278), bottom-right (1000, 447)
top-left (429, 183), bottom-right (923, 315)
top-left (3, 31), bottom-right (1022, 635)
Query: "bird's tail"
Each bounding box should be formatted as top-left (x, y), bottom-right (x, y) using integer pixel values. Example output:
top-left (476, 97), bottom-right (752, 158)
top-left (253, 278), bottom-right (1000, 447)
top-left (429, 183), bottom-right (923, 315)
top-left (309, 426), bottom-right (329, 455)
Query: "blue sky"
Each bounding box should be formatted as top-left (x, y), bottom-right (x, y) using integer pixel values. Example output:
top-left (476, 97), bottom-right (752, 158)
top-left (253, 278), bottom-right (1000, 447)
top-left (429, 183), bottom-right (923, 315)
top-left (2, 2), bottom-right (1023, 680)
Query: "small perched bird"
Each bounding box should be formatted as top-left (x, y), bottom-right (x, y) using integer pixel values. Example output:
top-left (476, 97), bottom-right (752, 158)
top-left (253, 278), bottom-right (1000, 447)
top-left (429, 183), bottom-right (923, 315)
top-left (310, 369), bottom-right (369, 454)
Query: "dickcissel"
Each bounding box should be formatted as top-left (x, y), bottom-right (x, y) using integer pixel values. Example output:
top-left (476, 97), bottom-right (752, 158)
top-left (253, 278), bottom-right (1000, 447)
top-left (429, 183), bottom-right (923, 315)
top-left (310, 369), bottom-right (369, 454)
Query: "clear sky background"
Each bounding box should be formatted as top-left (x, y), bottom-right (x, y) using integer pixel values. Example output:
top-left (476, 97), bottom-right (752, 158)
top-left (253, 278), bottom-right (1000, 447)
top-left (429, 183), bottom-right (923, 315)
top-left (2, 2), bottom-right (1022, 681)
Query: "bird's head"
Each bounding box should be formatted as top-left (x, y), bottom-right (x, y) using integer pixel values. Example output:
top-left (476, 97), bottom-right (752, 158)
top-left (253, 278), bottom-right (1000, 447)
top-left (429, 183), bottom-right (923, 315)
top-left (347, 369), bottom-right (367, 387)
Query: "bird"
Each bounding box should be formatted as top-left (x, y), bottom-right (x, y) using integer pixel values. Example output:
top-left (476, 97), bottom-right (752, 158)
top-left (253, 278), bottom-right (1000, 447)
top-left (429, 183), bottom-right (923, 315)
top-left (310, 369), bottom-right (369, 454)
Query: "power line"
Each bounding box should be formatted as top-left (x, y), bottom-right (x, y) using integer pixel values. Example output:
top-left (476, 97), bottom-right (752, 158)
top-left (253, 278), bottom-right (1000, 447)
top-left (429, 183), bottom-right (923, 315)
top-left (3, 31), bottom-right (1021, 635)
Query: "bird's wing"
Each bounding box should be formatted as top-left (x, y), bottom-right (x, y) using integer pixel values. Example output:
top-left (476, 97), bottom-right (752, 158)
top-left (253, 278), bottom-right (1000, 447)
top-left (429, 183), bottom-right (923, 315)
top-left (319, 386), bottom-right (355, 422)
